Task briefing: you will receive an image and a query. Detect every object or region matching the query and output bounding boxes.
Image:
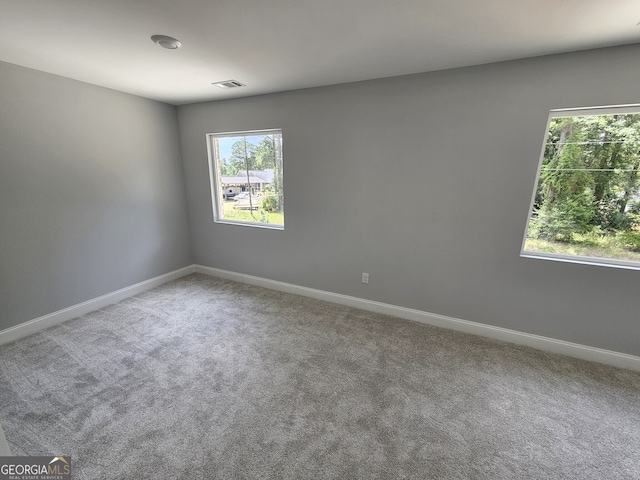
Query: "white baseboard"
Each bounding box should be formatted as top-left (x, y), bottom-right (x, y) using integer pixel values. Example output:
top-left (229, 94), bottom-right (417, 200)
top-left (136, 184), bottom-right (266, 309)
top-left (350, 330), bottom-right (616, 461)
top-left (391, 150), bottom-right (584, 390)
top-left (195, 265), bottom-right (640, 372)
top-left (3, 264), bottom-right (638, 372)
top-left (0, 265), bottom-right (195, 347)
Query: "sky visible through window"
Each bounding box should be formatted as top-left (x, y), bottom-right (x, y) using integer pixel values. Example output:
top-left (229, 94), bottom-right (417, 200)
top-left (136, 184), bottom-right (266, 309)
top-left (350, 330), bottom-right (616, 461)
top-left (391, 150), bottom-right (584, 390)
top-left (217, 135), bottom-right (269, 165)
top-left (216, 136), bottom-right (234, 163)
top-left (208, 130), bottom-right (284, 228)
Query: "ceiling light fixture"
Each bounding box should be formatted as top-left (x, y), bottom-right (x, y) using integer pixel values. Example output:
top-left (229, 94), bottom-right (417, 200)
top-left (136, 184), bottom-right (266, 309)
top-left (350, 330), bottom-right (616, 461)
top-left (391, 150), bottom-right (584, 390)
top-left (151, 35), bottom-right (182, 50)
top-left (212, 80), bottom-right (246, 89)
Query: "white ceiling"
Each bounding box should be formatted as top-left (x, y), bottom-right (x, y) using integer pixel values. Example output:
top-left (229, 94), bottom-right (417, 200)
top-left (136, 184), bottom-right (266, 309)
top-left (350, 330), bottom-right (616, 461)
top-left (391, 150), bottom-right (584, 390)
top-left (1, 0), bottom-right (639, 106)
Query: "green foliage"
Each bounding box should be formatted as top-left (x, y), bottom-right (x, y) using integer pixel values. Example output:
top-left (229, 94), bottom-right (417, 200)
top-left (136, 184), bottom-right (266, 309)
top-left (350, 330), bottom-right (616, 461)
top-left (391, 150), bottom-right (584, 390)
top-left (524, 232), bottom-right (640, 262)
top-left (258, 134), bottom-right (284, 212)
top-left (628, 200), bottom-right (640, 214)
top-left (533, 198), bottom-right (596, 242)
top-left (598, 201), bottom-right (634, 231)
top-left (569, 227), bottom-right (606, 247)
top-left (221, 201), bottom-right (284, 225)
top-left (230, 138), bottom-right (257, 173)
top-left (528, 112), bottom-right (640, 259)
top-left (261, 195), bottom-right (279, 212)
top-left (224, 134), bottom-right (283, 175)
top-left (216, 132), bottom-right (284, 226)
top-left (255, 136), bottom-right (275, 171)
top-left (618, 231), bottom-right (640, 252)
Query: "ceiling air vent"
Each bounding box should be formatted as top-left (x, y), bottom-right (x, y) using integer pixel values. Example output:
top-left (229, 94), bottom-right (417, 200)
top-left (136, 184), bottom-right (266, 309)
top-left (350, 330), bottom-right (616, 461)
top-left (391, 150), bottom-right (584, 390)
top-left (212, 80), bottom-right (246, 89)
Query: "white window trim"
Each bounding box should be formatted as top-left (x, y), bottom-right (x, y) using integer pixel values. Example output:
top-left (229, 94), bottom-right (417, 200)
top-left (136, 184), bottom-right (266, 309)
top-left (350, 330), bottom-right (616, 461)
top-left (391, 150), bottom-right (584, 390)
top-left (520, 103), bottom-right (640, 271)
top-left (206, 129), bottom-right (284, 230)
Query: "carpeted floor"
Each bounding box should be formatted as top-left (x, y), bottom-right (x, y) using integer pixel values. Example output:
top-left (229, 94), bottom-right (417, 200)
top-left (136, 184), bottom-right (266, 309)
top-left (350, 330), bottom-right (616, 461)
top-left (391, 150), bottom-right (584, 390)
top-left (0, 273), bottom-right (639, 479)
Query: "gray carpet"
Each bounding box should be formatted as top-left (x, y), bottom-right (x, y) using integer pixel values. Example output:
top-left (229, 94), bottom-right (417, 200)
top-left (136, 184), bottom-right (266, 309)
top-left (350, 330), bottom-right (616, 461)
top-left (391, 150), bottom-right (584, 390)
top-left (0, 274), bottom-right (639, 479)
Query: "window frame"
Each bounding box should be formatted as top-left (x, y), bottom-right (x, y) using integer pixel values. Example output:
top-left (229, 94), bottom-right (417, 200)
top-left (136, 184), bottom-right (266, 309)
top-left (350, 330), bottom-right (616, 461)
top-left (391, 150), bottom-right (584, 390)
top-left (520, 104), bottom-right (640, 271)
top-left (206, 128), bottom-right (284, 230)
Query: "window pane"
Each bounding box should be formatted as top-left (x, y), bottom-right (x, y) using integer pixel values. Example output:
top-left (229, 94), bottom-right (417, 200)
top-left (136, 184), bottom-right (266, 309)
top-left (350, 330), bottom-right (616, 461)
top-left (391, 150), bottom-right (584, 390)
top-left (523, 108), bottom-right (640, 267)
top-left (208, 130), bottom-right (284, 228)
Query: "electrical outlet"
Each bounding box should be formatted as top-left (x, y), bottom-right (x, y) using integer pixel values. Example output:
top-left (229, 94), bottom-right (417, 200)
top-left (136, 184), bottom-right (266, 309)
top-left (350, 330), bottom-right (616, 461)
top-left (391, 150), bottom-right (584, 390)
top-left (361, 273), bottom-right (369, 284)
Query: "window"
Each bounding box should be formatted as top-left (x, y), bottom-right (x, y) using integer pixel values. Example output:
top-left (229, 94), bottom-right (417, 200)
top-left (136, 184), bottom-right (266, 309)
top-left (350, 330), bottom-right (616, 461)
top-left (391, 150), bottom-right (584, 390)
top-left (522, 105), bottom-right (640, 269)
top-left (207, 129), bottom-right (284, 229)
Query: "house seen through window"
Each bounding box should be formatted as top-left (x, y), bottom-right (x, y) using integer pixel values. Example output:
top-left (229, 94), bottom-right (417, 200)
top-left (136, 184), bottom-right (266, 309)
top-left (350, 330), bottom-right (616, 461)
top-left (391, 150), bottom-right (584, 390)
top-left (207, 129), bottom-right (284, 229)
top-left (522, 105), bottom-right (640, 269)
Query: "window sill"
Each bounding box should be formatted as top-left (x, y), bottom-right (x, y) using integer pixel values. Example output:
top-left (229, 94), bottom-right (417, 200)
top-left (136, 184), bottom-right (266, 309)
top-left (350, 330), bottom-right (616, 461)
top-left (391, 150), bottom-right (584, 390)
top-left (214, 219), bottom-right (284, 230)
top-left (520, 251), bottom-right (640, 271)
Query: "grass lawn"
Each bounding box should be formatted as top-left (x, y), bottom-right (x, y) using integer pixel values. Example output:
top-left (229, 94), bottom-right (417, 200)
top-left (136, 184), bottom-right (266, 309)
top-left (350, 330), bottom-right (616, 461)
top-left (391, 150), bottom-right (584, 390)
top-left (222, 201), bottom-right (284, 225)
top-left (524, 238), bottom-right (640, 262)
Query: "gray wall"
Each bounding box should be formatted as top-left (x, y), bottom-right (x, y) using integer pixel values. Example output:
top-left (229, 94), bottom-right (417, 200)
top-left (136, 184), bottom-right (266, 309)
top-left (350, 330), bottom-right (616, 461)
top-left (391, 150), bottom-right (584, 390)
top-left (178, 44), bottom-right (640, 357)
top-left (0, 61), bottom-right (192, 331)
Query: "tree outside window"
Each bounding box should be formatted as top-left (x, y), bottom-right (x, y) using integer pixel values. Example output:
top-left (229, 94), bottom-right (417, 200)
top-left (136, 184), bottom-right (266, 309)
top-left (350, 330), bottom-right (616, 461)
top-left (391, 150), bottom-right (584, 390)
top-left (523, 106), bottom-right (640, 268)
top-left (207, 129), bottom-right (284, 229)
